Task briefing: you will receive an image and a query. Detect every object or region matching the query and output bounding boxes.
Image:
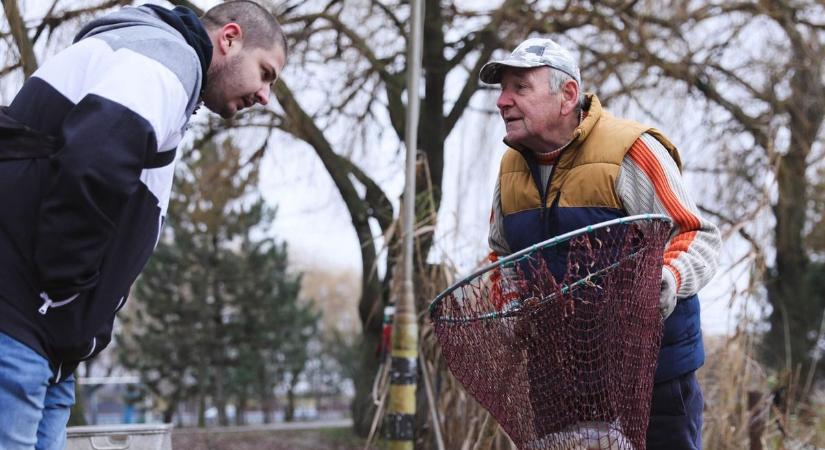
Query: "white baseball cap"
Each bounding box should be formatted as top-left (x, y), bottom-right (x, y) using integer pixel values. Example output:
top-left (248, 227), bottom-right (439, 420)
top-left (479, 37), bottom-right (581, 86)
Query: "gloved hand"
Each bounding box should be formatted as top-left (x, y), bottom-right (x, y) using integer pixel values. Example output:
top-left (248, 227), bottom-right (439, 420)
top-left (659, 267), bottom-right (677, 319)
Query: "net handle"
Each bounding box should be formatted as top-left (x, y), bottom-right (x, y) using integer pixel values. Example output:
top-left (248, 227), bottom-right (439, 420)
top-left (428, 214), bottom-right (673, 313)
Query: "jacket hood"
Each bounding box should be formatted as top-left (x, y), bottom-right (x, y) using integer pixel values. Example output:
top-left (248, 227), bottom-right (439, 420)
top-left (74, 4), bottom-right (212, 95)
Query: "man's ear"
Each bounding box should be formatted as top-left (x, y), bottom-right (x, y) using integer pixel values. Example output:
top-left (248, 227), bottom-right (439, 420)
top-left (217, 23), bottom-right (243, 55)
top-left (559, 79), bottom-right (580, 116)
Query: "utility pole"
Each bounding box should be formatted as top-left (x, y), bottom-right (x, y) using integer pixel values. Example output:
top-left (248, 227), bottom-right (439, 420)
top-left (385, 0), bottom-right (424, 448)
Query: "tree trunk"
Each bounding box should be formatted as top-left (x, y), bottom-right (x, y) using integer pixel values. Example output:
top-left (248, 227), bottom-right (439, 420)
top-left (351, 283), bottom-right (384, 435)
top-left (214, 368), bottom-right (228, 426)
top-left (420, 0), bottom-right (447, 211)
top-left (764, 37), bottom-right (824, 381)
top-left (162, 402), bottom-right (177, 424)
top-left (285, 375), bottom-right (299, 422)
top-left (197, 390), bottom-right (206, 427)
top-left (162, 390), bottom-right (179, 424)
top-left (234, 387), bottom-right (245, 426)
top-left (767, 145), bottom-right (810, 372)
top-left (210, 235), bottom-right (230, 426)
top-left (259, 367), bottom-right (275, 424)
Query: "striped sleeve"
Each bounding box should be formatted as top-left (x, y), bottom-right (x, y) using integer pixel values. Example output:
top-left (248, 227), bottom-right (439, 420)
top-left (617, 133), bottom-right (721, 298)
top-left (488, 179), bottom-right (520, 311)
top-left (488, 177), bottom-right (512, 257)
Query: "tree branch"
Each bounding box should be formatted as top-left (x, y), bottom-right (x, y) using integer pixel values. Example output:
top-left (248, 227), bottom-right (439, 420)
top-left (2, 0), bottom-right (38, 77)
top-left (31, 0), bottom-right (133, 44)
top-left (273, 80), bottom-right (393, 233)
top-left (286, 11), bottom-right (406, 138)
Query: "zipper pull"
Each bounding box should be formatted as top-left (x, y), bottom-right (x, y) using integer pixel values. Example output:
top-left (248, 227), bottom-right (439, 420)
top-left (38, 292), bottom-right (53, 315)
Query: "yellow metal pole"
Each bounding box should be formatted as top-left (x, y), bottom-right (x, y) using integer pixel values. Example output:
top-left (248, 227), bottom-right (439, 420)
top-left (385, 0), bottom-right (424, 447)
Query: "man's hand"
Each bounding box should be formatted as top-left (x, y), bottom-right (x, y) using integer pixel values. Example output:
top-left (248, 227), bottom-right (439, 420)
top-left (659, 267), bottom-right (677, 319)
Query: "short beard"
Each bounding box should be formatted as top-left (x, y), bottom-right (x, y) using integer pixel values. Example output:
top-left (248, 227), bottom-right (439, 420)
top-left (203, 54), bottom-right (241, 118)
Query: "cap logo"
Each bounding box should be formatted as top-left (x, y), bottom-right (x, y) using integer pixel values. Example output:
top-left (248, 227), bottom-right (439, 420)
top-left (524, 46), bottom-right (545, 57)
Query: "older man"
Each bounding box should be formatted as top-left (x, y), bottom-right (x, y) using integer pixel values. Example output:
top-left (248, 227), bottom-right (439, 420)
top-left (0, 2), bottom-right (286, 448)
top-left (481, 37), bottom-right (721, 449)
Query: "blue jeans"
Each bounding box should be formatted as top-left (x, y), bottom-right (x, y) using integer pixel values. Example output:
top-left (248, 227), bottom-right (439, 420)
top-left (646, 370), bottom-right (703, 450)
top-left (0, 332), bottom-right (75, 450)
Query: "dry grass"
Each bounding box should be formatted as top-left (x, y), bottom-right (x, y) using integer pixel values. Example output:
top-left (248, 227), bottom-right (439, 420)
top-left (701, 333), bottom-right (825, 450)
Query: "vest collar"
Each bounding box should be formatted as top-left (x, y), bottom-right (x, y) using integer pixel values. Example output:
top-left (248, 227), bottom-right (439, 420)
top-left (553, 93), bottom-right (603, 169)
top-left (571, 94), bottom-right (602, 148)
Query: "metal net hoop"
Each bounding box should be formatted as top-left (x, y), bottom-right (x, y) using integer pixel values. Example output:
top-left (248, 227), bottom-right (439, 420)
top-left (429, 215), bottom-right (672, 450)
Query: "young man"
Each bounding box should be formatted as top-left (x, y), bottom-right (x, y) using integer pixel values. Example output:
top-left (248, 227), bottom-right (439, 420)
top-left (0, 2), bottom-right (287, 448)
top-left (481, 37), bottom-right (721, 449)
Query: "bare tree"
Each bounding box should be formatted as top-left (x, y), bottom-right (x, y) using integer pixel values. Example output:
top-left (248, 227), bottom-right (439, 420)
top-left (5, 0), bottom-right (822, 445)
top-left (260, 0), bottom-right (609, 435)
top-left (559, 0), bottom-right (825, 384)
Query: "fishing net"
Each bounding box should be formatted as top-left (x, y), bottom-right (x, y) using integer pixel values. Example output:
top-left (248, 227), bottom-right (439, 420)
top-left (429, 215), bottom-right (672, 450)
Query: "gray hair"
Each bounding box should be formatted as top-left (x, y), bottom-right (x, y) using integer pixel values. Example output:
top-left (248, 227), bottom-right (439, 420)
top-left (548, 67), bottom-right (584, 112)
top-left (201, 0), bottom-right (288, 56)
top-left (548, 67), bottom-right (575, 92)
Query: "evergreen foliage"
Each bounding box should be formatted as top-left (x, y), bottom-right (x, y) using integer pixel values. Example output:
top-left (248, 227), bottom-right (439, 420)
top-left (117, 139), bottom-right (318, 424)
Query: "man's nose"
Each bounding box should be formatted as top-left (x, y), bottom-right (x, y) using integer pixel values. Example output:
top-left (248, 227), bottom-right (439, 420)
top-left (255, 84), bottom-right (271, 105)
top-left (496, 90), bottom-right (512, 110)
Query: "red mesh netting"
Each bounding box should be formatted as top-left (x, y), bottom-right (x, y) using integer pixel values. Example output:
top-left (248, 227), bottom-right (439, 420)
top-left (430, 217), bottom-right (671, 450)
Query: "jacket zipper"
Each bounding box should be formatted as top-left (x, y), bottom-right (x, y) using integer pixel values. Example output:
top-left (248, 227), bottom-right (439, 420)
top-left (540, 148), bottom-right (567, 235)
top-left (38, 292), bottom-right (79, 315)
top-left (543, 160), bottom-right (561, 208)
top-left (537, 133), bottom-right (577, 211)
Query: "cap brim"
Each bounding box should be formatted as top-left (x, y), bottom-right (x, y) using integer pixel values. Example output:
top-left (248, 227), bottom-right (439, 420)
top-left (479, 59), bottom-right (542, 84)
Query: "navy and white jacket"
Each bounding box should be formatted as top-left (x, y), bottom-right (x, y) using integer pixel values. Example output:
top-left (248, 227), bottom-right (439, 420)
top-left (0, 5), bottom-right (211, 382)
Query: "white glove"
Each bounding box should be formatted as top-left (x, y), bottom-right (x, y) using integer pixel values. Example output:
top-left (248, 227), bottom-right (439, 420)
top-left (659, 267), bottom-right (677, 319)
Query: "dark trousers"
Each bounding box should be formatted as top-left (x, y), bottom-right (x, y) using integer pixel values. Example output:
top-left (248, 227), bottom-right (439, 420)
top-left (646, 370), bottom-right (703, 450)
